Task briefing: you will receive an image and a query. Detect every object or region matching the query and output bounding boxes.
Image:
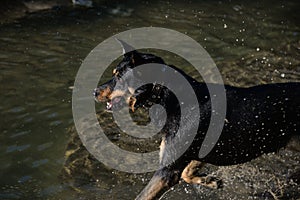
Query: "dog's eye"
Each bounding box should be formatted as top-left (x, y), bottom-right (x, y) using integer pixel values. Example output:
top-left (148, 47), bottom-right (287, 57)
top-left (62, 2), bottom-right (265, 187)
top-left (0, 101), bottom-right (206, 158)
top-left (112, 69), bottom-right (120, 77)
top-left (115, 72), bottom-right (122, 79)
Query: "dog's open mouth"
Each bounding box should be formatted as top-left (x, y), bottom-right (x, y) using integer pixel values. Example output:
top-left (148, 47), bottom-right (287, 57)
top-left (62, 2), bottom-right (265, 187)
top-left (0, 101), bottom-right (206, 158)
top-left (106, 96), bottom-right (123, 111)
top-left (94, 87), bottom-right (142, 112)
top-left (106, 101), bottom-right (113, 110)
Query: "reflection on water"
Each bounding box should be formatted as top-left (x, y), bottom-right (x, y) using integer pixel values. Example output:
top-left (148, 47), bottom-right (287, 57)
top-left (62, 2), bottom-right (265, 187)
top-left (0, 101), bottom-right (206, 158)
top-left (0, 0), bottom-right (299, 199)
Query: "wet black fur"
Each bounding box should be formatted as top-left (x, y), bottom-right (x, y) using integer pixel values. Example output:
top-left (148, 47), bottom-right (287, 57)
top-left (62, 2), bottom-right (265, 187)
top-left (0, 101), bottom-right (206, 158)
top-left (95, 50), bottom-right (300, 200)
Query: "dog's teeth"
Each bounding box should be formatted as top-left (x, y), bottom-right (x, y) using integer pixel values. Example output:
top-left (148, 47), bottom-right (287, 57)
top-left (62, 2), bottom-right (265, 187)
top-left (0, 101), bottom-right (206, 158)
top-left (106, 102), bottom-right (112, 109)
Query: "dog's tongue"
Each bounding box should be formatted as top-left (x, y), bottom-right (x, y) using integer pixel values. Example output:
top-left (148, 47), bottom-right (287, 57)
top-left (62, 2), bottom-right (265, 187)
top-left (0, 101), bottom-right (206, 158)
top-left (112, 97), bottom-right (121, 104)
top-left (106, 97), bottom-right (121, 110)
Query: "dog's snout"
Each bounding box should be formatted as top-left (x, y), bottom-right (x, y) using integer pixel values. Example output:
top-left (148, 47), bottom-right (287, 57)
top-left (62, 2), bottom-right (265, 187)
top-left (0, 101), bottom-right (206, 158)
top-left (93, 84), bottom-right (108, 97)
top-left (93, 88), bottom-right (99, 97)
top-left (93, 84), bottom-right (113, 103)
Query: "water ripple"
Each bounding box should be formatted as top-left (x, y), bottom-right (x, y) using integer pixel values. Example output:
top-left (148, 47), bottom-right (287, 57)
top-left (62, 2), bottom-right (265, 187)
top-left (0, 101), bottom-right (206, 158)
top-left (6, 144), bottom-right (31, 153)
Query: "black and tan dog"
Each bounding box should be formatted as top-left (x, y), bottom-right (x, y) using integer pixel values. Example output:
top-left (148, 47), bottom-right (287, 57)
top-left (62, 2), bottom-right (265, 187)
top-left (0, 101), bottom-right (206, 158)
top-left (93, 41), bottom-right (300, 200)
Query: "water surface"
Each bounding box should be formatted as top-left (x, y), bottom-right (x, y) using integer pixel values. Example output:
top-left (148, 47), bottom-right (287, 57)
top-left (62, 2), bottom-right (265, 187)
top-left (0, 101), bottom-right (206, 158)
top-left (0, 0), bottom-right (299, 199)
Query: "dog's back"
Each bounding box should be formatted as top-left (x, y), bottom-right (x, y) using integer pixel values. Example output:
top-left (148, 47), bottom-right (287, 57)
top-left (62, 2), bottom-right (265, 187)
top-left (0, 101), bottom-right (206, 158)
top-left (196, 82), bottom-right (300, 165)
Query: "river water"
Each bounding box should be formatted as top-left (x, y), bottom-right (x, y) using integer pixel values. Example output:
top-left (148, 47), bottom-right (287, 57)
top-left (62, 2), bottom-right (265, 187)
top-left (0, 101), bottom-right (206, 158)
top-left (0, 0), bottom-right (299, 199)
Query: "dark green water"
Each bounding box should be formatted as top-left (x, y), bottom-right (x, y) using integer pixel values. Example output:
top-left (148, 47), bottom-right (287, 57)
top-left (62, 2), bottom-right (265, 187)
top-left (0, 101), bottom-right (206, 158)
top-left (0, 0), bottom-right (299, 199)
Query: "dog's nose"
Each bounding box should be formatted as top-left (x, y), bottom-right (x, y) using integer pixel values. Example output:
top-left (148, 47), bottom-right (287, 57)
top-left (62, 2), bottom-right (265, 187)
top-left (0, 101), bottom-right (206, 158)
top-left (93, 88), bottom-right (99, 97)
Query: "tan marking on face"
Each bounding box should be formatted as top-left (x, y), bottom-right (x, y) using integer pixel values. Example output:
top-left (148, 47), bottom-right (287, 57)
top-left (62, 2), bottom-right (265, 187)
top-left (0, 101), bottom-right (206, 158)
top-left (103, 88), bottom-right (137, 112)
top-left (108, 89), bottom-right (126, 100)
top-left (112, 69), bottom-right (119, 76)
top-left (96, 87), bottom-right (111, 102)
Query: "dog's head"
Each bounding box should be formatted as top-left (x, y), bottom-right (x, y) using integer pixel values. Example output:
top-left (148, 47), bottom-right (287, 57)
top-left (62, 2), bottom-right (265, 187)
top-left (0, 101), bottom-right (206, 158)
top-left (93, 40), bottom-right (166, 112)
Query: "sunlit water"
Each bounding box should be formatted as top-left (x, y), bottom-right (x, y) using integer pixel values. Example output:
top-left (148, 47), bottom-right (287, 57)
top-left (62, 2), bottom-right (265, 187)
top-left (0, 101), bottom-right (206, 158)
top-left (0, 0), bottom-right (299, 199)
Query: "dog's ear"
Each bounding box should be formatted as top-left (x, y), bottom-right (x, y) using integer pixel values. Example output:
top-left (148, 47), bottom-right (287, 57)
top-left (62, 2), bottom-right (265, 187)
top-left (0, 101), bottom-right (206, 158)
top-left (115, 38), bottom-right (135, 56)
top-left (115, 38), bottom-right (143, 65)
